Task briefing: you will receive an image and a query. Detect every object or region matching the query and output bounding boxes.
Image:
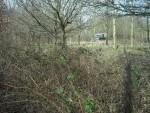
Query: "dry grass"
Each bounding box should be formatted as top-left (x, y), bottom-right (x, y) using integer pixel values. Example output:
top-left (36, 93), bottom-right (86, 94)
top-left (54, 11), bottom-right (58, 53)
top-left (0, 43), bottom-right (149, 113)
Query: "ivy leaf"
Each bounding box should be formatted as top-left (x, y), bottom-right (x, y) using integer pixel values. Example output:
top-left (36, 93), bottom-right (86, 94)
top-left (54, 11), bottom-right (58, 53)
top-left (132, 66), bottom-right (141, 78)
top-left (64, 97), bottom-right (73, 103)
top-left (132, 79), bottom-right (140, 89)
top-left (58, 56), bottom-right (66, 65)
top-left (85, 104), bottom-right (93, 113)
top-left (74, 90), bottom-right (80, 97)
top-left (132, 66), bottom-right (141, 89)
top-left (84, 98), bottom-right (95, 113)
top-left (55, 87), bottom-right (64, 95)
top-left (67, 72), bottom-right (77, 81)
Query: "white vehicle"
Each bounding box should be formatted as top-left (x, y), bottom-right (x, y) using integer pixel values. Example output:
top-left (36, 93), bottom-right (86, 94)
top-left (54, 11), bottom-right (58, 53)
top-left (95, 33), bottom-right (107, 40)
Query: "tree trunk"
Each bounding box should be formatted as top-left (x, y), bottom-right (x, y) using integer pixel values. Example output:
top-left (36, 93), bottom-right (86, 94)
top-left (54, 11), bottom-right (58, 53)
top-left (78, 32), bottom-right (81, 45)
top-left (106, 28), bottom-right (109, 45)
top-left (131, 17), bottom-right (134, 48)
top-left (147, 16), bottom-right (149, 43)
top-left (62, 30), bottom-right (67, 49)
top-left (106, 6), bottom-right (109, 45)
top-left (113, 17), bottom-right (116, 49)
top-left (54, 38), bottom-right (58, 45)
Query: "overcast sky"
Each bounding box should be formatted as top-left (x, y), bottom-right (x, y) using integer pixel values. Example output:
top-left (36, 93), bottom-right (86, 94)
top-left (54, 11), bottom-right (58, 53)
top-left (5, 0), bottom-right (15, 8)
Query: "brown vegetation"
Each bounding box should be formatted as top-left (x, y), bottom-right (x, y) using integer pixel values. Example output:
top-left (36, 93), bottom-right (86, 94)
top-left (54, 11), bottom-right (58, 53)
top-left (0, 39), bottom-right (150, 113)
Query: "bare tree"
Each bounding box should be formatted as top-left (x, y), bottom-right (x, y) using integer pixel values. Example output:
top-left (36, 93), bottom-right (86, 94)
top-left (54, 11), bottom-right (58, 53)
top-left (113, 15), bottom-right (116, 48)
top-left (0, 0), bottom-right (9, 33)
top-left (17, 0), bottom-right (83, 49)
top-left (130, 16), bottom-right (134, 47)
top-left (85, 0), bottom-right (150, 16)
top-left (84, 0), bottom-right (150, 45)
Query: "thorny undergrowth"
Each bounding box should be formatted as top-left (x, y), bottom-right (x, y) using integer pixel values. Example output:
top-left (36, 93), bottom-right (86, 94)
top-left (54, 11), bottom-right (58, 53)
top-left (0, 44), bottom-right (149, 113)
